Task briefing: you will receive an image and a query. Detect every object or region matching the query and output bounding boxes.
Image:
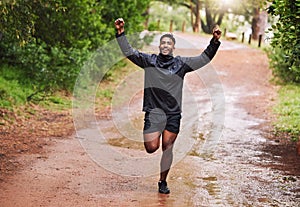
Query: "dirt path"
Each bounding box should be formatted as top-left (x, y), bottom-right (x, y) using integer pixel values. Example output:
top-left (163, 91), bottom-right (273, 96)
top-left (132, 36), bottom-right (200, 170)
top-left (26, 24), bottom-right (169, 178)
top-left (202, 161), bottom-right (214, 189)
top-left (1, 33), bottom-right (300, 207)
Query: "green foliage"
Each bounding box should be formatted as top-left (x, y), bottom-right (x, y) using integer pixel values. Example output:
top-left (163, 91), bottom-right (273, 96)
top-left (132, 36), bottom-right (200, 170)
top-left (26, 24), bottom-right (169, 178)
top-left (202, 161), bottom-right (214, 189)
top-left (0, 64), bottom-right (73, 109)
top-left (148, 22), bottom-right (162, 31)
top-left (0, 0), bottom-right (107, 95)
top-left (267, 0), bottom-right (300, 83)
top-left (148, 1), bottom-right (190, 32)
top-left (273, 84), bottom-right (300, 141)
top-left (100, 0), bottom-right (151, 34)
top-left (2, 38), bottom-right (90, 92)
top-left (0, 0), bottom-right (36, 45)
top-left (0, 0), bottom-right (151, 107)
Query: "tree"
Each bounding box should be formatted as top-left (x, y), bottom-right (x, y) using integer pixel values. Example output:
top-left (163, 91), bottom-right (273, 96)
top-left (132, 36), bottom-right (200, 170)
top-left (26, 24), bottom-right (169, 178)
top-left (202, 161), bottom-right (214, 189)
top-left (201, 0), bottom-right (226, 33)
top-left (153, 0), bottom-right (226, 33)
top-left (251, 7), bottom-right (268, 40)
top-left (153, 0), bottom-right (268, 38)
top-left (233, 0), bottom-right (267, 40)
top-left (100, 0), bottom-right (151, 34)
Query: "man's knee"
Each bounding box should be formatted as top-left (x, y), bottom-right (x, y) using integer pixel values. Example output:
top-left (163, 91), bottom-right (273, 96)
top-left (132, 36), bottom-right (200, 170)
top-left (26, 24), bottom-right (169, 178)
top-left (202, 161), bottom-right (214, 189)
top-left (144, 142), bottom-right (159, 154)
top-left (143, 132), bottom-right (160, 153)
top-left (162, 130), bottom-right (177, 151)
top-left (162, 143), bottom-right (173, 152)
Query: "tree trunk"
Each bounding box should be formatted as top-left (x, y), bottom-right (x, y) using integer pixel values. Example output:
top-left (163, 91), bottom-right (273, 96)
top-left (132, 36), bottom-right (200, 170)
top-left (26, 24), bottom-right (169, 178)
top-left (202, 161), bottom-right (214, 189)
top-left (190, 0), bottom-right (195, 32)
top-left (251, 8), bottom-right (268, 40)
top-left (216, 11), bottom-right (225, 26)
top-left (201, 1), bottom-right (213, 34)
top-left (194, 0), bottom-right (201, 33)
top-left (143, 7), bottom-right (150, 29)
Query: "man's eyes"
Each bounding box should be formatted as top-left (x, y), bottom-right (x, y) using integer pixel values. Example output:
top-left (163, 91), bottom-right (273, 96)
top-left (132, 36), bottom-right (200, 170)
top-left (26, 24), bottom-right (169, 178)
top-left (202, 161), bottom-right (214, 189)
top-left (161, 41), bottom-right (172, 45)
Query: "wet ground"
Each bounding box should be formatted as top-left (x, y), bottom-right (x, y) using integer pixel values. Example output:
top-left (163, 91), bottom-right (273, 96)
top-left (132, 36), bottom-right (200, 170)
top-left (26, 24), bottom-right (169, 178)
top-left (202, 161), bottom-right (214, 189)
top-left (0, 32), bottom-right (299, 207)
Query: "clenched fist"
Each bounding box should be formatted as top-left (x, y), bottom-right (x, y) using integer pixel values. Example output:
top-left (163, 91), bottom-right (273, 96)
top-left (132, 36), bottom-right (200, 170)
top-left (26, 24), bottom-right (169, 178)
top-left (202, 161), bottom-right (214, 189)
top-left (115, 18), bottom-right (125, 35)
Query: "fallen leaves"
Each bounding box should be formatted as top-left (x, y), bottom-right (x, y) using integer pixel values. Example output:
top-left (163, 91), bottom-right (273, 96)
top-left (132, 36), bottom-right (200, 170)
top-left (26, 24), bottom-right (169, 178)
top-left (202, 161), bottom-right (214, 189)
top-left (0, 105), bottom-right (74, 177)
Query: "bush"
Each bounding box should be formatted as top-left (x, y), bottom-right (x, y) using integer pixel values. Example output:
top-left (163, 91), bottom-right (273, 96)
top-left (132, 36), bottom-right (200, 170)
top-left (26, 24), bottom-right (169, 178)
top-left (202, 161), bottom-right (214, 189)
top-left (0, 0), bottom-right (152, 105)
top-left (0, 0), bottom-right (107, 97)
top-left (267, 47), bottom-right (300, 83)
top-left (267, 0), bottom-right (300, 83)
top-left (1, 39), bottom-right (89, 93)
top-left (148, 22), bottom-right (160, 31)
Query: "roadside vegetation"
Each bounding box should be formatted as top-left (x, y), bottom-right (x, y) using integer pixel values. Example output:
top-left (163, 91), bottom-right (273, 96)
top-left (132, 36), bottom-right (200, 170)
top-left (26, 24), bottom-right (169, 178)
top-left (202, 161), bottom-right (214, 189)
top-left (266, 0), bottom-right (300, 141)
top-left (0, 0), bottom-right (150, 114)
top-left (273, 84), bottom-right (300, 141)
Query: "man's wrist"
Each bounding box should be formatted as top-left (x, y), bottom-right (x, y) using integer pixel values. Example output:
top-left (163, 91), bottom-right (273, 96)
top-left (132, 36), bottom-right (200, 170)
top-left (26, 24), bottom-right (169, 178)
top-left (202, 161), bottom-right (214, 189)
top-left (117, 29), bottom-right (125, 35)
top-left (211, 37), bottom-right (221, 45)
top-left (116, 31), bottom-right (125, 38)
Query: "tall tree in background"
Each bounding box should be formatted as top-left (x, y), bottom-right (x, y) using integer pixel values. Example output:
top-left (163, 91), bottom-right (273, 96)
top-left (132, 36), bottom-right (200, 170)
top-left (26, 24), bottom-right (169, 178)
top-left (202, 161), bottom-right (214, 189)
top-left (235, 0), bottom-right (267, 40)
top-left (155, 0), bottom-right (226, 33)
top-left (153, 0), bottom-right (267, 37)
top-left (201, 0), bottom-right (226, 33)
top-left (199, 0), bottom-right (267, 36)
top-left (251, 7), bottom-right (268, 39)
top-left (189, 0), bottom-right (201, 33)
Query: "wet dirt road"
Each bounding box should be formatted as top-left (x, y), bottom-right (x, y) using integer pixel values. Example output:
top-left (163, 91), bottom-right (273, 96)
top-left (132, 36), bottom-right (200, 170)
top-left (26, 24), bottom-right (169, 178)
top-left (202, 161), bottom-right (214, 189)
top-left (1, 33), bottom-right (300, 207)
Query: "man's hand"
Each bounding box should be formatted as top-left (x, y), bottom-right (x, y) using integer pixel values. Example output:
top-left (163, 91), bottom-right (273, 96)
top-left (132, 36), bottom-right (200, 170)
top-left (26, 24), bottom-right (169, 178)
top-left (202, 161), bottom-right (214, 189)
top-left (115, 18), bottom-right (125, 35)
top-left (212, 25), bottom-right (222, 41)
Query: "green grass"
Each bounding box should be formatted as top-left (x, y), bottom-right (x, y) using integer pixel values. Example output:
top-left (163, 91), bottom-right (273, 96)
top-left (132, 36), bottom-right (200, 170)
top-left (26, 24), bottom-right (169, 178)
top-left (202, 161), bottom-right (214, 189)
top-left (39, 93), bottom-right (72, 111)
top-left (273, 83), bottom-right (300, 141)
top-left (0, 65), bottom-right (33, 108)
top-left (0, 58), bottom-right (138, 113)
top-left (0, 64), bottom-right (71, 111)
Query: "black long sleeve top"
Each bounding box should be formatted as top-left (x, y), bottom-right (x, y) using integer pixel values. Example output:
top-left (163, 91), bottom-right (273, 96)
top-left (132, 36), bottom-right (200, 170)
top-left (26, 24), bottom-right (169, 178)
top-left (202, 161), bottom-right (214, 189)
top-left (116, 32), bottom-right (221, 115)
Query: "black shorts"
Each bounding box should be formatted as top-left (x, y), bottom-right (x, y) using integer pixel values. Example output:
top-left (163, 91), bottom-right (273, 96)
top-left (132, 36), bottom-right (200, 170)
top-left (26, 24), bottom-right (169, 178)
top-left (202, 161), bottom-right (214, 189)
top-left (143, 111), bottom-right (182, 134)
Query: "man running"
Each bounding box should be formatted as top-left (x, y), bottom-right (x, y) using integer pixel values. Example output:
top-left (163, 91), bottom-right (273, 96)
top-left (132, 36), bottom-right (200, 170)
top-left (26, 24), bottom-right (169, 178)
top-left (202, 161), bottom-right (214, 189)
top-left (115, 18), bottom-right (221, 194)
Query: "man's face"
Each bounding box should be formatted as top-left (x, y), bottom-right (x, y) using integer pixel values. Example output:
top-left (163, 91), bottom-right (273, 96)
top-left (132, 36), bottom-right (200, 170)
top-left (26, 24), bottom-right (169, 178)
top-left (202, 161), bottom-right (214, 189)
top-left (159, 37), bottom-right (175, 56)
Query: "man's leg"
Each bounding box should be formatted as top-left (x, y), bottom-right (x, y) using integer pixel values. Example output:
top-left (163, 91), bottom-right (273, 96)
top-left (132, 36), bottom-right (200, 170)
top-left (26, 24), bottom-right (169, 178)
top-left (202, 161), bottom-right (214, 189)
top-left (143, 111), bottom-right (165, 153)
top-left (157, 129), bottom-right (178, 194)
top-left (160, 129), bottom-right (178, 181)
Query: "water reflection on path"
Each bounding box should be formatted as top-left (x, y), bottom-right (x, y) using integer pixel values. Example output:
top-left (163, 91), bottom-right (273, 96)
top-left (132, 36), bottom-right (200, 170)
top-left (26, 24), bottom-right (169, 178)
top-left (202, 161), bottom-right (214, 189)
top-left (188, 86), bottom-right (300, 207)
top-left (92, 33), bottom-right (300, 206)
top-left (96, 84), bottom-right (299, 207)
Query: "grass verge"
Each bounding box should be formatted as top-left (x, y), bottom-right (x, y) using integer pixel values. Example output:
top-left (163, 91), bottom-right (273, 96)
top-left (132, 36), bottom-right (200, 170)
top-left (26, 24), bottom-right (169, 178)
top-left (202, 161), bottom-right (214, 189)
top-left (273, 83), bottom-right (300, 141)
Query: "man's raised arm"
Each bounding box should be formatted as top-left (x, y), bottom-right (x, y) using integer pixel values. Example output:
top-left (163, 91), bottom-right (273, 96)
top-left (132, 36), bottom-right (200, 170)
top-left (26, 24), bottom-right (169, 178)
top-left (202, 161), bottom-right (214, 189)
top-left (114, 18), bottom-right (151, 68)
top-left (115, 18), bottom-right (134, 57)
top-left (184, 25), bottom-right (222, 71)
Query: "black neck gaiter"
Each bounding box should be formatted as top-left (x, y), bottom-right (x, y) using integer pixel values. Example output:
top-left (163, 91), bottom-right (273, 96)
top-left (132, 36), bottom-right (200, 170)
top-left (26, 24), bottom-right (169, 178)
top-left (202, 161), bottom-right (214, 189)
top-left (157, 53), bottom-right (175, 69)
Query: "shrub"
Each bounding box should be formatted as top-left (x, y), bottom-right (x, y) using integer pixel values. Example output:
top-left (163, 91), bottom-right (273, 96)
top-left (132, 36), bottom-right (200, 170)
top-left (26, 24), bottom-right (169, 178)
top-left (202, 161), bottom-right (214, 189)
top-left (267, 0), bottom-right (300, 83)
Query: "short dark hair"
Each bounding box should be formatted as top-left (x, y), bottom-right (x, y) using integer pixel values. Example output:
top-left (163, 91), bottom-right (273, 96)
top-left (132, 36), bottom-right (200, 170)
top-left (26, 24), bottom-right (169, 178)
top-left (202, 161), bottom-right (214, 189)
top-left (160, 33), bottom-right (176, 45)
